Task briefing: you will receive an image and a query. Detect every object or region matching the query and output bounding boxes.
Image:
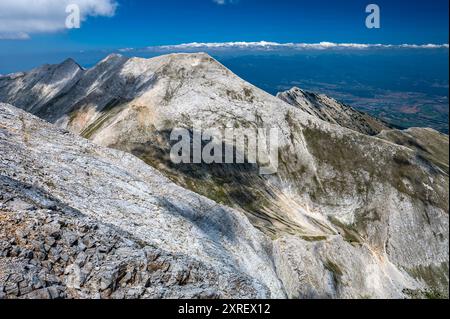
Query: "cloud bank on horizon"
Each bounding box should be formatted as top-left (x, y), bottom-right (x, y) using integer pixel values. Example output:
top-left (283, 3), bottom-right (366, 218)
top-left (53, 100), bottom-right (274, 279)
top-left (0, 0), bottom-right (117, 39)
top-left (119, 41), bottom-right (449, 52)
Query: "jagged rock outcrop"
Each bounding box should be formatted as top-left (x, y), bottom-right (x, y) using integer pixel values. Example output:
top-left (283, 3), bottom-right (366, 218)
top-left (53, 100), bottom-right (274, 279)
top-left (0, 53), bottom-right (448, 299)
top-left (277, 87), bottom-right (391, 135)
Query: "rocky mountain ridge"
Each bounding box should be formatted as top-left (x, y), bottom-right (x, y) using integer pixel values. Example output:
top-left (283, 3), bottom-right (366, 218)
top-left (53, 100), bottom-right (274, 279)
top-left (0, 53), bottom-right (448, 299)
top-left (277, 87), bottom-right (391, 135)
top-left (0, 103), bottom-right (284, 298)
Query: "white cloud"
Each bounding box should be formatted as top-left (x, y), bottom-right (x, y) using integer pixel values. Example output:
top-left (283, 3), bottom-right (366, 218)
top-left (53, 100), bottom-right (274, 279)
top-left (114, 41), bottom-right (450, 55)
top-left (213, 0), bottom-right (238, 5)
top-left (154, 41), bottom-right (450, 50)
top-left (0, 0), bottom-right (117, 39)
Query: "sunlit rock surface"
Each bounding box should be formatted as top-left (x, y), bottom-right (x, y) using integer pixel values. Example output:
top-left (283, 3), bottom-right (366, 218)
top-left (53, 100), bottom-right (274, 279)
top-left (0, 53), bottom-right (448, 299)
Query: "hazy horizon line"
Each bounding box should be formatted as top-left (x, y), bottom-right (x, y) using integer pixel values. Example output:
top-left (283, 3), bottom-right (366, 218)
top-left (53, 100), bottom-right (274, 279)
top-left (117, 41), bottom-right (450, 52)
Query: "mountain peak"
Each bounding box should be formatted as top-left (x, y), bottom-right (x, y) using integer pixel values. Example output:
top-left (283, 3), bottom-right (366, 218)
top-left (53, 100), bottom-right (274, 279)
top-left (60, 57), bottom-right (82, 69)
top-left (100, 53), bottom-right (128, 64)
top-left (61, 57), bottom-right (77, 65)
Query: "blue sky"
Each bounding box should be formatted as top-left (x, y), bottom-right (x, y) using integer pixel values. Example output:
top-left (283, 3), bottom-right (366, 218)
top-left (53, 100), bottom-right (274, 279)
top-left (0, 0), bottom-right (448, 54)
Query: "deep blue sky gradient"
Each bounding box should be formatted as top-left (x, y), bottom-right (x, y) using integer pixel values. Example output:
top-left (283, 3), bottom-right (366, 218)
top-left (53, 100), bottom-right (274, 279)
top-left (0, 0), bottom-right (448, 54)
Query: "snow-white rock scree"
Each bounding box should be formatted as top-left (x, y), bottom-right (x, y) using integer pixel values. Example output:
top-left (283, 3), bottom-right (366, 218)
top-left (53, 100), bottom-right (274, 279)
top-left (0, 52), bottom-right (449, 299)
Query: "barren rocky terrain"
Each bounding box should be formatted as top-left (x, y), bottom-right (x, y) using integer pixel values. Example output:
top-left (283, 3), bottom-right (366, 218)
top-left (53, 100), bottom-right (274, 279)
top-left (0, 53), bottom-right (448, 299)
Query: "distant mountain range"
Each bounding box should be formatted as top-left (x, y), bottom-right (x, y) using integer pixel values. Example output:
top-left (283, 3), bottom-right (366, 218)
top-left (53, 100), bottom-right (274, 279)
top-left (0, 53), bottom-right (448, 299)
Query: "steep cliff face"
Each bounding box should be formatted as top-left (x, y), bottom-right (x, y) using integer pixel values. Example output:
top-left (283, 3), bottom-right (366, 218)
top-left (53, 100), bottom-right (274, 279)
top-left (0, 53), bottom-right (448, 299)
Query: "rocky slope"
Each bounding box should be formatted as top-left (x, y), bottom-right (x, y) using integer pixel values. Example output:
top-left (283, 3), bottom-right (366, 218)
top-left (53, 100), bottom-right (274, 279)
top-left (0, 103), bottom-right (285, 299)
top-left (0, 59), bottom-right (84, 115)
top-left (378, 128), bottom-right (449, 175)
top-left (0, 54), bottom-right (449, 299)
top-left (277, 87), bottom-right (391, 135)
